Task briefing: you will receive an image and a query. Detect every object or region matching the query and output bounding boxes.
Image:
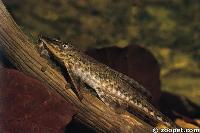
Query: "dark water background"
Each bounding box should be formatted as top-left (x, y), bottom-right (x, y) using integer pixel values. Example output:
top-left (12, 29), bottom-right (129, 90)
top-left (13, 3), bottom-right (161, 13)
top-left (3, 0), bottom-right (199, 105)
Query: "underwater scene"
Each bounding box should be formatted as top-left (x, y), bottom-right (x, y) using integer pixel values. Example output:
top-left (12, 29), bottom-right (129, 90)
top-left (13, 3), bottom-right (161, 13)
top-left (0, 0), bottom-right (199, 132)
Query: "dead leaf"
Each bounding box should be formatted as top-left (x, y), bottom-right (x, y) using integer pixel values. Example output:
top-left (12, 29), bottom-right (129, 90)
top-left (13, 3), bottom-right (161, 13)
top-left (175, 119), bottom-right (199, 128)
top-left (0, 67), bottom-right (76, 133)
top-left (86, 45), bottom-right (161, 105)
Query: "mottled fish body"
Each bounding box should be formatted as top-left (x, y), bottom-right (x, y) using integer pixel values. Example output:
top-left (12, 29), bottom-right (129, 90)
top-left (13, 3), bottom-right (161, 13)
top-left (38, 35), bottom-right (177, 128)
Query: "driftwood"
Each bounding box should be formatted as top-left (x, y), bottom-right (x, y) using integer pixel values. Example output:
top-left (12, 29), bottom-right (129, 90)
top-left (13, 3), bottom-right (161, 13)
top-left (0, 1), bottom-right (152, 132)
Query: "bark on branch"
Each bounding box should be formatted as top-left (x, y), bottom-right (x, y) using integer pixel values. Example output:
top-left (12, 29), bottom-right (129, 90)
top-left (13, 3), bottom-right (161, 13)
top-left (0, 1), bottom-right (152, 132)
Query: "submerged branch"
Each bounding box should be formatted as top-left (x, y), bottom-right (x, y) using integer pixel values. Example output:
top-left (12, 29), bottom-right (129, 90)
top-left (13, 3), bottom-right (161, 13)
top-left (0, 1), bottom-right (152, 132)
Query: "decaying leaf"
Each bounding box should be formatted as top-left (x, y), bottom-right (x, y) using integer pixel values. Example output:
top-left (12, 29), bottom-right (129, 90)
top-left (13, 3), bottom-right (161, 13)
top-left (0, 67), bottom-right (76, 133)
top-left (86, 45), bottom-right (161, 105)
top-left (175, 119), bottom-right (200, 129)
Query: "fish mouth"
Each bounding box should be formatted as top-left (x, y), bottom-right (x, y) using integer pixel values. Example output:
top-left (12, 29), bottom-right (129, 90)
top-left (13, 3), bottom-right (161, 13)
top-left (38, 34), bottom-right (62, 52)
top-left (43, 41), bottom-right (62, 56)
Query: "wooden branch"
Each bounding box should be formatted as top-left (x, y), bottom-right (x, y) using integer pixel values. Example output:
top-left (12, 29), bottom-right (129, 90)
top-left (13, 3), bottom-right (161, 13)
top-left (0, 1), bottom-right (152, 132)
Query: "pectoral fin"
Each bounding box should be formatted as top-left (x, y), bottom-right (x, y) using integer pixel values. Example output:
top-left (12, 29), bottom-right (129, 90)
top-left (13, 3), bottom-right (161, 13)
top-left (97, 89), bottom-right (127, 114)
top-left (67, 69), bottom-right (84, 101)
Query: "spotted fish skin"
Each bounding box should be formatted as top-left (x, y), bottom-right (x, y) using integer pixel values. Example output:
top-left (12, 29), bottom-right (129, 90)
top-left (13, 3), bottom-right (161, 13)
top-left (38, 35), bottom-right (177, 128)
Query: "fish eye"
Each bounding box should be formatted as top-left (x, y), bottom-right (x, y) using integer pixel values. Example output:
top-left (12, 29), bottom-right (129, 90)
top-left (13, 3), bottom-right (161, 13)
top-left (62, 44), bottom-right (69, 49)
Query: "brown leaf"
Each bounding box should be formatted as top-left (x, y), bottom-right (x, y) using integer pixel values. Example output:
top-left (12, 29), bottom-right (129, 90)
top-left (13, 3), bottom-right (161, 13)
top-left (0, 67), bottom-right (76, 133)
top-left (194, 119), bottom-right (200, 127)
top-left (175, 119), bottom-right (199, 128)
top-left (86, 45), bottom-right (161, 104)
